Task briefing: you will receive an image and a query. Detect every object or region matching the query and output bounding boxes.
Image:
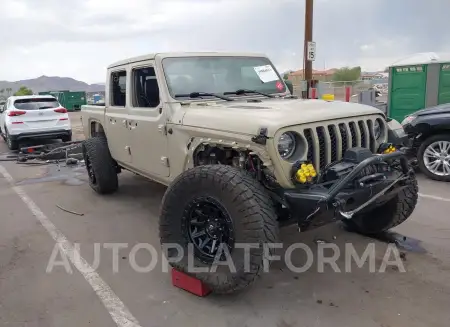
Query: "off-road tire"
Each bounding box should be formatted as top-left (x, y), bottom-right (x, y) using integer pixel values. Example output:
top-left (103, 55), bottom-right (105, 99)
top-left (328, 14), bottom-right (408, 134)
top-left (159, 165), bottom-right (279, 294)
top-left (343, 172), bottom-right (418, 235)
top-left (417, 134), bottom-right (450, 182)
top-left (5, 129), bottom-right (18, 151)
top-left (82, 137), bottom-right (118, 194)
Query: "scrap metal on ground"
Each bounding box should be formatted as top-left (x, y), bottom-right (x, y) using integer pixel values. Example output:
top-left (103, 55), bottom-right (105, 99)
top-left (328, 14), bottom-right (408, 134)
top-left (0, 141), bottom-right (84, 164)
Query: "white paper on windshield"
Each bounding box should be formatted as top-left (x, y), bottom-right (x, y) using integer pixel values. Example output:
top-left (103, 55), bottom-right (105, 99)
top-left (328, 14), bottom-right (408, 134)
top-left (253, 65), bottom-right (279, 83)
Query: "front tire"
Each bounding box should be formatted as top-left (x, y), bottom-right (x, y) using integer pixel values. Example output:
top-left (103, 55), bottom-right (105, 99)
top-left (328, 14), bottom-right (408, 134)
top-left (343, 172), bottom-right (418, 235)
top-left (82, 137), bottom-right (118, 194)
top-left (159, 165), bottom-right (279, 294)
top-left (417, 134), bottom-right (450, 182)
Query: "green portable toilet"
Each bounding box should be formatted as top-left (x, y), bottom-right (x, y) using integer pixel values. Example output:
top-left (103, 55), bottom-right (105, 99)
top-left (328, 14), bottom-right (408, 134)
top-left (388, 52), bottom-right (450, 122)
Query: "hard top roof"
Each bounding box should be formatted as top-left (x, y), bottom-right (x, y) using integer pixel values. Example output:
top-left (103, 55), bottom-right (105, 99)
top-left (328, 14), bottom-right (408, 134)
top-left (108, 51), bottom-right (268, 69)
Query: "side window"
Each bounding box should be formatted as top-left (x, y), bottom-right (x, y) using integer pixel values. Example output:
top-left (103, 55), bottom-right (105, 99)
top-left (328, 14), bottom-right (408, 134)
top-left (111, 71), bottom-right (127, 107)
top-left (132, 67), bottom-right (160, 108)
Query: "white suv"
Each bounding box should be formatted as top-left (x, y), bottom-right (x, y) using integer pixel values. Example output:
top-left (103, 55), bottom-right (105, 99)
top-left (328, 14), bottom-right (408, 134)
top-left (0, 95), bottom-right (72, 150)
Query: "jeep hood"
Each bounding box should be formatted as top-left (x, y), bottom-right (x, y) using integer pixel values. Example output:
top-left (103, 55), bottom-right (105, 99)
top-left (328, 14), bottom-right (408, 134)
top-left (181, 99), bottom-right (384, 137)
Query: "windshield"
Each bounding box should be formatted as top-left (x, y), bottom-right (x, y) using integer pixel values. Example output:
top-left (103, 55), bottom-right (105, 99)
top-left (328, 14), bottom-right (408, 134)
top-left (162, 56), bottom-right (286, 99)
top-left (14, 98), bottom-right (60, 110)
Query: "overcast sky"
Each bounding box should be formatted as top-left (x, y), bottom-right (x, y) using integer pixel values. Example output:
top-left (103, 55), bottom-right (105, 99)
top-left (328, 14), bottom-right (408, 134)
top-left (0, 0), bottom-right (449, 83)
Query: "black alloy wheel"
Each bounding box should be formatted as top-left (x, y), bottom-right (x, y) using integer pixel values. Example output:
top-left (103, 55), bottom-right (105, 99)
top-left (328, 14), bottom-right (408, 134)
top-left (183, 196), bottom-right (235, 263)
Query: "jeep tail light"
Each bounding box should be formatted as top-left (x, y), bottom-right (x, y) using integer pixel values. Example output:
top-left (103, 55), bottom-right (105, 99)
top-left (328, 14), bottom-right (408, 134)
top-left (7, 110), bottom-right (26, 116)
top-left (54, 108), bottom-right (67, 113)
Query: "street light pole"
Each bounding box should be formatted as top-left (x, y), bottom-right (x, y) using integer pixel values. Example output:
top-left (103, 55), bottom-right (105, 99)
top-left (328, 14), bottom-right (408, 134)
top-left (303, 0), bottom-right (314, 98)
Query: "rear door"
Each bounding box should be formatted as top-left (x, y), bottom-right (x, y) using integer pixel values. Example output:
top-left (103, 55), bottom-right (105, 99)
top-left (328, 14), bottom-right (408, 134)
top-left (104, 69), bottom-right (132, 164)
top-left (12, 97), bottom-right (69, 132)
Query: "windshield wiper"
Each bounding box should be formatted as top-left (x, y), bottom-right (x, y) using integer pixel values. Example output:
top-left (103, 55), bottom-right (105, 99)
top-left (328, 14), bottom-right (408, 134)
top-left (39, 106), bottom-right (54, 109)
top-left (174, 92), bottom-right (233, 101)
top-left (224, 89), bottom-right (276, 98)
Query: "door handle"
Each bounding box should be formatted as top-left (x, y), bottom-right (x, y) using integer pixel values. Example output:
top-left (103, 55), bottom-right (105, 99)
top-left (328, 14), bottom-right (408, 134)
top-left (122, 119), bottom-right (127, 127)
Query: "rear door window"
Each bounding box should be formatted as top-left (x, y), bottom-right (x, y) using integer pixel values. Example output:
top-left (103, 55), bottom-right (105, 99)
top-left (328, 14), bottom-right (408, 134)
top-left (111, 71), bottom-right (127, 107)
top-left (14, 98), bottom-right (60, 110)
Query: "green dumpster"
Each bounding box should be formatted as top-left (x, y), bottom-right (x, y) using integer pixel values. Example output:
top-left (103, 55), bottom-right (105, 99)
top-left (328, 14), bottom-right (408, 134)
top-left (38, 90), bottom-right (87, 111)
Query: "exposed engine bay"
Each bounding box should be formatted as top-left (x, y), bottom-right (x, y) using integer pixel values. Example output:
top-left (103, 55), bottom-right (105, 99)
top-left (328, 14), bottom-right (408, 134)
top-left (193, 145), bottom-right (280, 190)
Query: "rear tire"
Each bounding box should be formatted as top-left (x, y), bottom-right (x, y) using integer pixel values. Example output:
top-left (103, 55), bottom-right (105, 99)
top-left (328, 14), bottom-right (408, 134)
top-left (62, 135), bottom-right (72, 143)
top-left (343, 172), bottom-right (418, 234)
top-left (82, 137), bottom-right (118, 194)
top-left (5, 130), bottom-right (18, 150)
top-left (160, 165), bottom-right (279, 294)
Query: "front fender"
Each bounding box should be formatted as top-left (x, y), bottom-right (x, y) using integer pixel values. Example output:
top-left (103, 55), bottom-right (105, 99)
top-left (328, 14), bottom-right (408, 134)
top-left (166, 125), bottom-right (276, 182)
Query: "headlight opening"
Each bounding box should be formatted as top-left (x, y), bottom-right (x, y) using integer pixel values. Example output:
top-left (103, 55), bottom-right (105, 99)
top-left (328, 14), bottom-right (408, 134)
top-left (278, 132), bottom-right (296, 159)
top-left (374, 119), bottom-right (383, 140)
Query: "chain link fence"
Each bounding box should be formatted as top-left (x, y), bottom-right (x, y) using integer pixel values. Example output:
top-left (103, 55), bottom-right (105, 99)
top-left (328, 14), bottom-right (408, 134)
top-left (292, 79), bottom-right (389, 103)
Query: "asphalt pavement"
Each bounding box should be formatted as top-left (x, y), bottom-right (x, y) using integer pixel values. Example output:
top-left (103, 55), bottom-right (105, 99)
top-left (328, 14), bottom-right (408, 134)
top-left (0, 112), bottom-right (450, 327)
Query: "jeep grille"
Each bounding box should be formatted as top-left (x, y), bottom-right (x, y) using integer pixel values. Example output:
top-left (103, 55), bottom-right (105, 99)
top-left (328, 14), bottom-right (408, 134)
top-left (303, 119), bottom-right (380, 172)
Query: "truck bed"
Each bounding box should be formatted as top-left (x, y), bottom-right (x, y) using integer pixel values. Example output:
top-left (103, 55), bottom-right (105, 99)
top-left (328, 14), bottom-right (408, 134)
top-left (80, 104), bottom-right (106, 139)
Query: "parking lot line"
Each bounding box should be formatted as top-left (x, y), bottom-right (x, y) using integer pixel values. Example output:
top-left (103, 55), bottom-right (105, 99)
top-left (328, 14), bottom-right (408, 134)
top-left (419, 193), bottom-right (450, 203)
top-left (0, 165), bottom-right (143, 327)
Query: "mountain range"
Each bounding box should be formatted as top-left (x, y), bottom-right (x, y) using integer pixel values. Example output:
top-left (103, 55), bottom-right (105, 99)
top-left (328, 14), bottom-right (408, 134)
top-left (0, 76), bottom-right (105, 96)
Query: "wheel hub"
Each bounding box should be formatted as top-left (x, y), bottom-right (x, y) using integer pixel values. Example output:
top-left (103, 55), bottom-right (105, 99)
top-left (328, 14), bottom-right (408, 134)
top-left (85, 156), bottom-right (97, 184)
top-left (183, 196), bottom-right (234, 263)
top-left (423, 140), bottom-right (450, 176)
top-left (206, 219), bottom-right (223, 239)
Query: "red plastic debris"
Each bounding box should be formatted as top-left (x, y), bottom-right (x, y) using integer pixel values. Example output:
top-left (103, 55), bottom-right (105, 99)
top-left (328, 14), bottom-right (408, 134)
top-left (171, 268), bottom-right (211, 297)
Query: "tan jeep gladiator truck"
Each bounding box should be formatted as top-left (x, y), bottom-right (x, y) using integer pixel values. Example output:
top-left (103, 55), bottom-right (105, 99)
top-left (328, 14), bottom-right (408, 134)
top-left (81, 52), bottom-right (418, 294)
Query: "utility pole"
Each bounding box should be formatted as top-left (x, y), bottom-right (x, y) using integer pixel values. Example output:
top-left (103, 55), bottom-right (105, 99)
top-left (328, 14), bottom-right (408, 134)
top-left (303, 0), bottom-right (314, 98)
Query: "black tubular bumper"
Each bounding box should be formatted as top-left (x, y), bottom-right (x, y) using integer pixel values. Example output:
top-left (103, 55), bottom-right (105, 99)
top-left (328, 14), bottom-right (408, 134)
top-left (283, 151), bottom-right (414, 231)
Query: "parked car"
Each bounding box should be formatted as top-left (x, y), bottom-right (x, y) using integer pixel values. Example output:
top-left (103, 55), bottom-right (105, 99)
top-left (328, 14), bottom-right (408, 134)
top-left (0, 95), bottom-right (72, 150)
top-left (402, 104), bottom-right (450, 181)
top-left (80, 52), bottom-right (418, 294)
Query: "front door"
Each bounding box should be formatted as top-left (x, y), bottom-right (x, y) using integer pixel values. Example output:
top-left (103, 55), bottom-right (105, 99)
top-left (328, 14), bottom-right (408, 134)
top-left (127, 64), bottom-right (169, 177)
top-left (105, 69), bottom-right (132, 164)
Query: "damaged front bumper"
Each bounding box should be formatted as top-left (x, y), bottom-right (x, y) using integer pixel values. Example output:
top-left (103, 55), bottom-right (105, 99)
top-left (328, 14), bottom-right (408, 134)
top-left (282, 151), bottom-right (414, 231)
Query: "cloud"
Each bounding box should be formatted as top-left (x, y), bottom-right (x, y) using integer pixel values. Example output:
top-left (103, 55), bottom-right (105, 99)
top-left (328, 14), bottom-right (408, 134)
top-left (0, 0), bottom-right (448, 82)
